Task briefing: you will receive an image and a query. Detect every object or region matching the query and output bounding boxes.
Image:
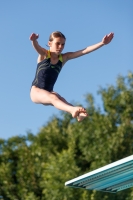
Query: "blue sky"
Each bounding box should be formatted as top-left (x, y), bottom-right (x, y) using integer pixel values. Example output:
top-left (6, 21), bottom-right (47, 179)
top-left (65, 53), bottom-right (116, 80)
top-left (0, 1), bottom-right (133, 139)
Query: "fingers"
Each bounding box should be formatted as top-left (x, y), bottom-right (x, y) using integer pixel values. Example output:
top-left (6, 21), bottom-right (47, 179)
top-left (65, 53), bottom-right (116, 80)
top-left (29, 33), bottom-right (39, 41)
top-left (103, 32), bottom-right (114, 44)
top-left (108, 33), bottom-right (114, 40)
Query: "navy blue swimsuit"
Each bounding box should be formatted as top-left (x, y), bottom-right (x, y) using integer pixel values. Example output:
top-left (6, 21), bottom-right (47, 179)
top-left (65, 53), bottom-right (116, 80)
top-left (32, 50), bottom-right (63, 92)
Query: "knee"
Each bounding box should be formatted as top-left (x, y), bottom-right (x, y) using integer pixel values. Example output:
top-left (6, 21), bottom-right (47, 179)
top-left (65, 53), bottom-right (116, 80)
top-left (30, 92), bottom-right (36, 103)
top-left (50, 93), bottom-right (59, 103)
top-left (30, 87), bottom-right (38, 103)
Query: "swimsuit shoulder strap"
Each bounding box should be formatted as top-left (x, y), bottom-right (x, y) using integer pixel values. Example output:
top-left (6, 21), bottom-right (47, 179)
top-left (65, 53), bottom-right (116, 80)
top-left (46, 50), bottom-right (51, 59)
top-left (59, 54), bottom-right (63, 62)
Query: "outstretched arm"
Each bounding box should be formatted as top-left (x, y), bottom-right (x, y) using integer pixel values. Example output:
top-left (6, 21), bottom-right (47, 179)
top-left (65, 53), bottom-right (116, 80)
top-left (64, 32), bottom-right (114, 61)
top-left (29, 33), bottom-right (47, 56)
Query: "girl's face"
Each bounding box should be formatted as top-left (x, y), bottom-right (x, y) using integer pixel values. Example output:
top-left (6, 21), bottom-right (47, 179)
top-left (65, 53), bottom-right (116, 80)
top-left (48, 37), bottom-right (65, 54)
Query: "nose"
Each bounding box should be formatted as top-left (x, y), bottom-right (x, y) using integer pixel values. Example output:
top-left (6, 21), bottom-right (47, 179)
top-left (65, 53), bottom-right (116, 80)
top-left (59, 44), bottom-right (62, 49)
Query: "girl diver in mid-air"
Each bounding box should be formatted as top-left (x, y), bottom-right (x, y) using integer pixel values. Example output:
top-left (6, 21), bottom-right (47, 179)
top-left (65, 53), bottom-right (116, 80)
top-left (30, 31), bottom-right (114, 121)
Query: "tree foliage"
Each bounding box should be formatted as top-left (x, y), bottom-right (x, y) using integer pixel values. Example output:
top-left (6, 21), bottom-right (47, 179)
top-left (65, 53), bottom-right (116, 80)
top-left (0, 72), bottom-right (133, 200)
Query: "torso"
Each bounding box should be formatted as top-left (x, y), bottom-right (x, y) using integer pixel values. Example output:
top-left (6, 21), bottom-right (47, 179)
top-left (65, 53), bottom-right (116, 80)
top-left (32, 50), bottom-right (64, 92)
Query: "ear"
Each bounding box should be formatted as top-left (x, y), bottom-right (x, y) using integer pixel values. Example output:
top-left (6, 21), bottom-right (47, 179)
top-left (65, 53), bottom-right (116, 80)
top-left (48, 41), bottom-right (52, 47)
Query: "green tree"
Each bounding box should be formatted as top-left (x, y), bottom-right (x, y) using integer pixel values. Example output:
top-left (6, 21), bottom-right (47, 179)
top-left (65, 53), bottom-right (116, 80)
top-left (0, 72), bottom-right (133, 199)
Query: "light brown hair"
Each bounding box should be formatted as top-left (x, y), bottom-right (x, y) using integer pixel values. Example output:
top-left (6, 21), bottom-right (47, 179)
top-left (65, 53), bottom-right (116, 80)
top-left (49, 31), bottom-right (66, 41)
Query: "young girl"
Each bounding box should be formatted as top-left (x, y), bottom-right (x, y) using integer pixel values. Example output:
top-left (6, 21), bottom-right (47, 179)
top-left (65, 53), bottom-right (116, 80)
top-left (30, 31), bottom-right (114, 121)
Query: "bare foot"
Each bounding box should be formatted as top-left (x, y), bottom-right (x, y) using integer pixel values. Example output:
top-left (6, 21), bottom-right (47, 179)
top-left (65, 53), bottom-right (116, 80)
top-left (71, 107), bottom-right (87, 119)
top-left (77, 112), bottom-right (88, 122)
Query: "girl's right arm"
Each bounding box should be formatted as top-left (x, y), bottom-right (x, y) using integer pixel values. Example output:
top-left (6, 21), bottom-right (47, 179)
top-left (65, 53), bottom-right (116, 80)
top-left (29, 33), bottom-right (47, 56)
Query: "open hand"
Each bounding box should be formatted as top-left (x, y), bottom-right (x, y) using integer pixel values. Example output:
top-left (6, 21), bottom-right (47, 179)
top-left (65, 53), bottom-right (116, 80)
top-left (29, 33), bottom-right (39, 41)
top-left (102, 33), bottom-right (114, 45)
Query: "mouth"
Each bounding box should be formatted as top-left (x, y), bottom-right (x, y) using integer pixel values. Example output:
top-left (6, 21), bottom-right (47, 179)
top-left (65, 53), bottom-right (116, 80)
top-left (56, 50), bottom-right (62, 54)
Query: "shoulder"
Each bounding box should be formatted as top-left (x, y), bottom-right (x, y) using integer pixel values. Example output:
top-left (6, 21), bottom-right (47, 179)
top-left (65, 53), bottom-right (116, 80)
top-left (41, 47), bottom-right (48, 56)
top-left (61, 53), bottom-right (69, 66)
top-left (62, 50), bottom-right (84, 62)
top-left (37, 49), bottom-right (49, 63)
top-left (62, 52), bottom-right (76, 66)
top-left (62, 52), bottom-right (72, 63)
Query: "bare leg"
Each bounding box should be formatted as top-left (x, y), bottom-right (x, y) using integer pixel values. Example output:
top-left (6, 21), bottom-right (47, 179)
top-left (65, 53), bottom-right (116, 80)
top-left (51, 92), bottom-right (88, 121)
top-left (30, 86), bottom-right (88, 121)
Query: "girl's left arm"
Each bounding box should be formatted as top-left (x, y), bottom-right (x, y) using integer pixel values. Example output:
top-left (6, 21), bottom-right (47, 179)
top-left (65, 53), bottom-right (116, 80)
top-left (63, 32), bottom-right (114, 61)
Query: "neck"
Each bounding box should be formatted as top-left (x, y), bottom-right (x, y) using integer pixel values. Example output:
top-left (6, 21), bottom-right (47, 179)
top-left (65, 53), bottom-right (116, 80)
top-left (50, 51), bottom-right (59, 59)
